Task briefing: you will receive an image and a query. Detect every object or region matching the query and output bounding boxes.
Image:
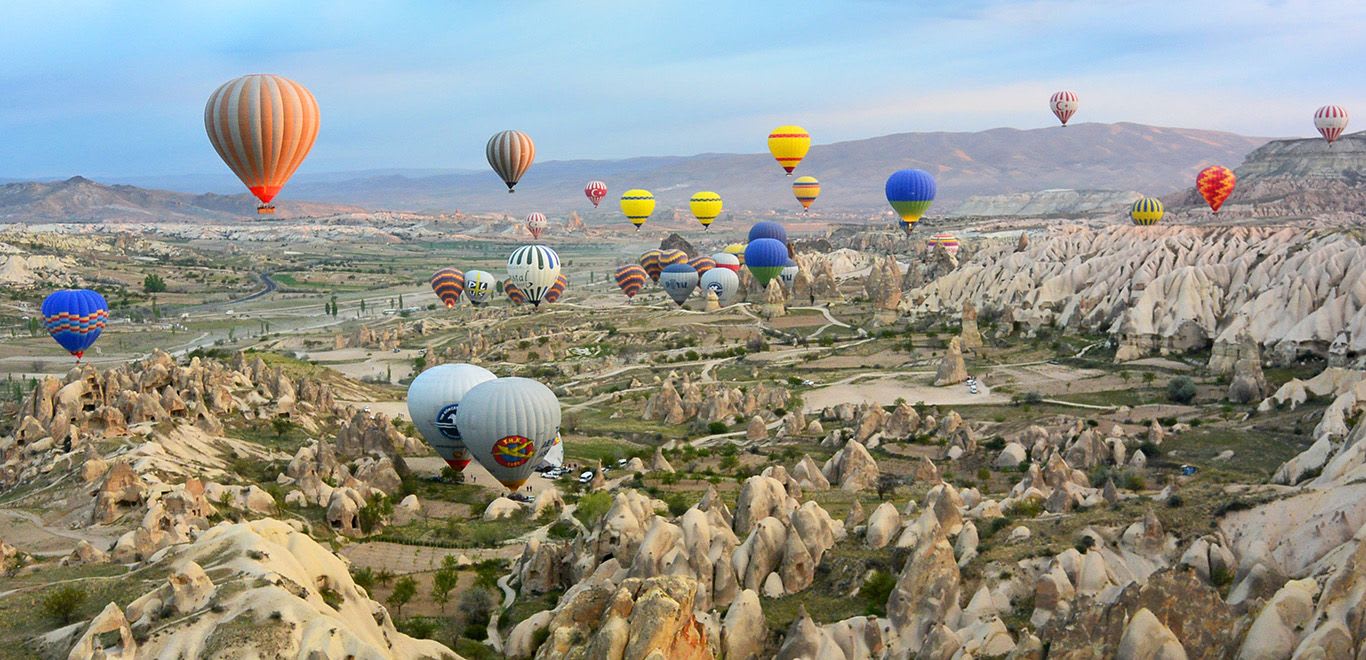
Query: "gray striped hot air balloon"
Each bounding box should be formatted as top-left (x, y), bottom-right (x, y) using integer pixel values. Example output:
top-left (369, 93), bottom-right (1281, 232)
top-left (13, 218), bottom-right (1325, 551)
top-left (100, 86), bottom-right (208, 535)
top-left (700, 267), bottom-right (740, 306)
top-left (455, 377), bottom-right (562, 491)
top-left (406, 364), bottom-right (496, 473)
top-left (486, 130), bottom-right (535, 193)
top-left (660, 263), bottom-right (699, 307)
top-left (507, 245), bottom-right (560, 307)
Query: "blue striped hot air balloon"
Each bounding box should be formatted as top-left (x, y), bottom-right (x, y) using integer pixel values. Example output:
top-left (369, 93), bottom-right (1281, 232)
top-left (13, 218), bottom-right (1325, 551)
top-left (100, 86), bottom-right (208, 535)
top-left (885, 169), bottom-right (936, 232)
top-left (1129, 197), bottom-right (1164, 226)
top-left (42, 289), bottom-right (108, 360)
top-left (748, 221), bottom-right (788, 244)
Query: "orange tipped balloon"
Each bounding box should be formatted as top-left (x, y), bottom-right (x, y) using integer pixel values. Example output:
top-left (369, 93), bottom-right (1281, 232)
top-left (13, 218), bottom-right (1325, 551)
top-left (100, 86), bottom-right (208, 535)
top-left (205, 74), bottom-right (320, 214)
top-left (1196, 166), bottom-right (1236, 213)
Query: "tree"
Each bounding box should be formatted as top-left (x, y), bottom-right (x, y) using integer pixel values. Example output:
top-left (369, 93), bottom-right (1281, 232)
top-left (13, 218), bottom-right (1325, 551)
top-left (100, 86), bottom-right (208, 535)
top-left (270, 416), bottom-right (294, 440)
top-left (387, 576), bottom-right (416, 617)
top-left (42, 585), bottom-right (87, 625)
top-left (1141, 371), bottom-right (1156, 386)
top-left (1166, 376), bottom-right (1197, 404)
top-left (432, 556), bottom-right (460, 612)
top-left (360, 299), bottom-right (367, 314)
top-left (329, 294), bottom-right (339, 318)
top-left (142, 273), bottom-right (167, 294)
top-left (876, 474), bottom-right (901, 500)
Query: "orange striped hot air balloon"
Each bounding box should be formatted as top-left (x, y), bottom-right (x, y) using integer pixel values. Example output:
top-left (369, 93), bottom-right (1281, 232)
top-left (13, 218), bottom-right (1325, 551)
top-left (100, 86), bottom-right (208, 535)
top-left (615, 264), bottom-right (647, 299)
top-left (544, 273), bottom-right (569, 303)
top-left (431, 268), bottom-right (466, 309)
top-left (792, 176), bottom-right (820, 211)
top-left (487, 130), bottom-right (535, 192)
top-left (658, 249), bottom-right (689, 270)
top-left (688, 255), bottom-right (716, 278)
top-left (504, 280), bottom-right (527, 305)
top-left (205, 74), bottom-right (320, 214)
top-left (1196, 166), bottom-right (1236, 213)
top-left (640, 249), bottom-right (663, 283)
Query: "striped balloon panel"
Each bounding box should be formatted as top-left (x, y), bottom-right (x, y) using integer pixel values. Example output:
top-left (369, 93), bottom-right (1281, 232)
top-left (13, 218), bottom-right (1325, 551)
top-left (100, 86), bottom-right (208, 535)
top-left (544, 273), bottom-right (569, 303)
top-left (41, 289), bottom-right (109, 357)
top-left (585, 180), bottom-right (608, 207)
top-left (431, 267), bottom-right (465, 308)
top-left (526, 212), bottom-right (547, 239)
top-left (1196, 166), bottom-right (1237, 213)
top-left (486, 130), bottom-right (535, 190)
top-left (1129, 197), bottom-right (1165, 226)
top-left (767, 125), bottom-right (811, 174)
top-left (658, 249), bottom-right (688, 269)
top-left (1050, 90), bottom-right (1079, 125)
top-left (926, 233), bottom-right (961, 256)
top-left (792, 176), bottom-right (820, 209)
top-left (724, 243), bottom-right (746, 266)
top-left (640, 249), bottom-right (663, 282)
top-left (504, 280), bottom-right (527, 305)
top-left (506, 245), bottom-right (560, 306)
top-left (204, 74), bottom-right (320, 205)
top-left (615, 264), bottom-right (647, 299)
top-left (688, 256), bottom-right (716, 278)
top-left (1314, 105), bottom-right (1350, 143)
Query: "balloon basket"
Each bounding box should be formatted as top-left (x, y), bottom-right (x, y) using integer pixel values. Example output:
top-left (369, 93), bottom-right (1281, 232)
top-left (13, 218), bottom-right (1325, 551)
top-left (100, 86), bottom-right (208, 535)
top-left (257, 205), bottom-right (276, 215)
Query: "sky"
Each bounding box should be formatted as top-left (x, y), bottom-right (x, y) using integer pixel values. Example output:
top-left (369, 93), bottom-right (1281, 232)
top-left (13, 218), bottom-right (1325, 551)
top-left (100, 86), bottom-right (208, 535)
top-left (1, 0), bottom-right (1363, 181)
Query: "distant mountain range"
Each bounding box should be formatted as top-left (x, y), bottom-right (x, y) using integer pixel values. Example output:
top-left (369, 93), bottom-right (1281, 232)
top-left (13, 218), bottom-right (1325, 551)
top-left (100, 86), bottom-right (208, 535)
top-left (0, 123), bottom-right (1278, 223)
top-left (0, 176), bottom-right (362, 224)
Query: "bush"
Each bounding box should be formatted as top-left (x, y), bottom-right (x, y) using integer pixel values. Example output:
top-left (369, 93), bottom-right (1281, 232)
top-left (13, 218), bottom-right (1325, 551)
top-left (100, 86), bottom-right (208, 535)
top-left (42, 585), bottom-right (88, 625)
top-left (861, 570), bottom-right (896, 616)
top-left (574, 492), bottom-right (612, 526)
top-left (1166, 377), bottom-right (1197, 404)
top-left (707, 421), bottom-right (728, 434)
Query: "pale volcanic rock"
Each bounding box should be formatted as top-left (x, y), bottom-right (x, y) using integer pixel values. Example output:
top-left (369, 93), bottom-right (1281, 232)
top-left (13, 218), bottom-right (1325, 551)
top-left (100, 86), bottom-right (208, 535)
top-left (326, 486), bottom-right (367, 537)
top-left (721, 589), bottom-right (767, 660)
top-left (650, 447), bottom-right (675, 473)
top-left (995, 442), bottom-right (1028, 468)
top-left (934, 337), bottom-right (970, 386)
top-left (1117, 608), bottom-right (1189, 660)
top-left (959, 301), bottom-right (983, 349)
top-left (535, 576), bottom-right (712, 660)
top-left (484, 496), bottom-right (523, 521)
top-left (745, 416), bottom-right (767, 442)
top-left (1238, 578), bottom-right (1319, 660)
top-left (865, 502), bottom-right (901, 549)
top-left (790, 454), bottom-right (830, 490)
top-left (774, 605), bottom-right (845, 660)
top-left (763, 278), bottom-right (787, 317)
top-left (886, 537), bottom-right (962, 656)
top-left (821, 440), bottom-right (880, 492)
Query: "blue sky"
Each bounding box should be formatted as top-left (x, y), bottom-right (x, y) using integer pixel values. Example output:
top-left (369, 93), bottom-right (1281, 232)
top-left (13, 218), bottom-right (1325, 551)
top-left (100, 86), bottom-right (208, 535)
top-left (1, 0), bottom-right (1362, 180)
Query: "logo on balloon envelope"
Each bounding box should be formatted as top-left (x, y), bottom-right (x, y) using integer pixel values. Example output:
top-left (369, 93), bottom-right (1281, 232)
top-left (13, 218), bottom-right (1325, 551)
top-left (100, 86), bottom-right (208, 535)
top-left (707, 282), bottom-right (724, 295)
top-left (435, 404), bottom-right (462, 440)
top-left (491, 435), bottom-right (536, 468)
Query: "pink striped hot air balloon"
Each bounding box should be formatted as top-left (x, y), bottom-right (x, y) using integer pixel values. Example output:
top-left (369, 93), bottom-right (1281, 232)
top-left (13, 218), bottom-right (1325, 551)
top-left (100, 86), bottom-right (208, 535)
top-left (1050, 91), bottom-right (1078, 126)
top-left (1314, 105), bottom-right (1350, 145)
top-left (525, 212), bottom-right (547, 239)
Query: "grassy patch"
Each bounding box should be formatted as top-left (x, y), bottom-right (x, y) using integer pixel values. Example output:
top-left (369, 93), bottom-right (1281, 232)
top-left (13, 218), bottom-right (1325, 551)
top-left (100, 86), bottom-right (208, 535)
top-left (502, 590), bottom-right (562, 632)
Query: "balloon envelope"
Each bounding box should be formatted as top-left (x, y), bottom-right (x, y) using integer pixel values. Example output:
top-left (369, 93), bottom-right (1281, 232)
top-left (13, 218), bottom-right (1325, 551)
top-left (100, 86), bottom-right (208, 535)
top-left (748, 221), bottom-right (787, 244)
top-left (767, 125), bottom-right (811, 174)
top-left (615, 264), bottom-right (648, 299)
top-left (1050, 91), bottom-right (1079, 126)
top-left (885, 169), bottom-right (936, 230)
top-left (507, 245), bottom-right (561, 307)
top-left (1196, 166), bottom-right (1236, 213)
top-left (431, 268), bottom-right (465, 309)
top-left (689, 191), bottom-right (723, 229)
top-left (745, 238), bottom-right (788, 288)
top-left (1130, 197), bottom-right (1164, 226)
top-left (465, 270), bottom-right (496, 306)
top-left (525, 212), bottom-right (548, 239)
top-left (711, 252), bottom-right (741, 272)
top-left (584, 180), bottom-right (608, 207)
top-left (407, 364), bottom-right (496, 471)
top-left (504, 280), bottom-right (527, 305)
top-left (640, 249), bottom-right (663, 283)
top-left (792, 176), bottom-right (820, 211)
top-left (456, 377), bottom-right (562, 491)
top-left (688, 255), bottom-right (716, 278)
top-left (660, 264), bottom-right (699, 306)
top-left (780, 258), bottom-right (799, 289)
top-left (1314, 105), bottom-right (1349, 144)
top-left (620, 189), bottom-right (655, 229)
top-left (42, 289), bottom-right (108, 359)
top-left (658, 249), bottom-right (688, 270)
top-left (700, 267), bottom-right (740, 306)
top-left (204, 74), bottom-right (320, 213)
top-left (926, 233), bottom-right (960, 257)
top-left (544, 273), bottom-right (569, 304)
top-left (487, 130), bottom-right (535, 192)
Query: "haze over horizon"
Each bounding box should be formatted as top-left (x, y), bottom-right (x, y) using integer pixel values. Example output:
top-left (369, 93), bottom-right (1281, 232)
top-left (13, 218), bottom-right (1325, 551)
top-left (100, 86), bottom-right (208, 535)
top-left (3, 0), bottom-right (1363, 183)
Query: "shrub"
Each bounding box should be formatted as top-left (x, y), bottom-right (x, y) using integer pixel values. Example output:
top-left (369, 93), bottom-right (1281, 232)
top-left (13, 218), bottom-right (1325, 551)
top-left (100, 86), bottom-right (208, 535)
top-left (574, 492), bottom-right (612, 526)
top-left (387, 576), bottom-right (416, 617)
top-left (42, 585), bottom-right (88, 625)
top-left (707, 421), bottom-right (728, 434)
top-left (861, 570), bottom-right (896, 616)
top-left (351, 567), bottom-right (376, 590)
top-left (1166, 377), bottom-right (1197, 404)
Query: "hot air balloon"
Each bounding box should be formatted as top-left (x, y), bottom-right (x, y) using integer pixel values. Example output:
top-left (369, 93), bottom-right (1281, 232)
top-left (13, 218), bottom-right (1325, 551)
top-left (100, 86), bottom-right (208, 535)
top-left (1129, 197), bottom-right (1164, 226)
top-left (745, 238), bottom-right (788, 288)
top-left (41, 289), bottom-right (108, 360)
top-left (430, 268), bottom-right (466, 309)
top-left (544, 273), bottom-right (569, 303)
top-left (711, 252), bottom-right (741, 273)
top-left (780, 258), bottom-right (800, 289)
top-left (536, 432), bottom-right (565, 469)
top-left (487, 130), bottom-right (535, 192)
top-left (507, 245), bottom-right (561, 307)
top-left (658, 249), bottom-right (688, 270)
top-left (621, 189), bottom-right (655, 230)
top-left (504, 280), bottom-right (527, 305)
top-left (688, 255), bottom-right (716, 278)
top-left (926, 233), bottom-right (960, 257)
top-left (748, 221), bottom-right (788, 244)
top-left (640, 249), bottom-right (664, 283)
top-left (525, 212), bottom-right (548, 239)
top-left (792, 176), bottom-right (820, 211)
top-left (660, 264), bottom-right (699, 307)
top-left (1196, 166), bottom-right (1237, 213)
top-left (615, 264), bottom-right (648, 299)
top-left (456, 377), bottom-right (561, 491)
top-left (885, 169), bottom-right (936, 232)
top-left (724, 243), bottom-right (746, 266)
top-left (689, 191), bottom-right (723, 230)
top-left (584, 180), bottom-right (608, 207)
top-left (465, 270), bottom-right (496, 306)
top-left (1314, 105), bottom-right (1350, 145)
top-left (407, 364), bottom-right (496, 472)
top-left (1050, 91), bottom-right (1079, 126)
top-left (767, 125), bottom-right (811, 175)
top-left (204, 74), bottom-right (320, 214)
top-left (700, 267), bottom-right (740, 306)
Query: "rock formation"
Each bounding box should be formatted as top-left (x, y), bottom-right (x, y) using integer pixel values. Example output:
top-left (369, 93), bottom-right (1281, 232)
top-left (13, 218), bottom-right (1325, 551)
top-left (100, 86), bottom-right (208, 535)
top-left (935, 337), bottom-right (970, 386)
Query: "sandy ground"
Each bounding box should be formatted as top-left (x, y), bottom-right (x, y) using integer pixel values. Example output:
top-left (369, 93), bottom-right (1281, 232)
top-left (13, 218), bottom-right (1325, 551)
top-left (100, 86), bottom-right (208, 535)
top-left (0, 509), bottom-right (124, 557)
top-left (802, 376), bottom-right (1004, 412)
top-left (341, 541), bottom-right (519, 575)
top-left (405, 455), bottom-right (564, 496)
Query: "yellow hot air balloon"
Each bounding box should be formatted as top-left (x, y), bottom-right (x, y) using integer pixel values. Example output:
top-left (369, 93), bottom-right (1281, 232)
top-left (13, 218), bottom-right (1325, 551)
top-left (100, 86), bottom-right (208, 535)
top-left (767, 125), bottom-right (811, 175)
top-left (620, 189), bottom-right (655, 231)
top-left (792, 176), bottom-right (820, 211)
top-left (689, 191), bottom-right (723, 230)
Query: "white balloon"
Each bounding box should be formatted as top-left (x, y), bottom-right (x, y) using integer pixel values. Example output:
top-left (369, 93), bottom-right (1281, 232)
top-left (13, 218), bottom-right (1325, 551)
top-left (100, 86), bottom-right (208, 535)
top-left (780, 262), bottom-right (799, 289)
top-left (406, 364), bottom-right (496, 472)
top-left (699, 267), bottom-right (740, 306)
top-left (456, 377), bottom-right (562, 490)
top-left (536, 433), bottom-right (564, 469)
top-left (464, 270), bottom-right (497, 306)
top-left (660, 264), bottom-right (699, 306)
top-left (506, 245), bottom-right (561, 306)
top-left (711, 252), bottom-right (740, 272)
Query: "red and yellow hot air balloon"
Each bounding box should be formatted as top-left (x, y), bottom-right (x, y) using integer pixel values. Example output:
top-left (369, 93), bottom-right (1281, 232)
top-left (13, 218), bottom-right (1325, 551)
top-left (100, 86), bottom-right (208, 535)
top-left (1196, 166), bottom-right (1237, 213)
top-left (792, 176), bottom-right (820, 211)
top-left (205, 75), bottom-right (320, 215)
top-left (767, 125), bottom-right (811, 175)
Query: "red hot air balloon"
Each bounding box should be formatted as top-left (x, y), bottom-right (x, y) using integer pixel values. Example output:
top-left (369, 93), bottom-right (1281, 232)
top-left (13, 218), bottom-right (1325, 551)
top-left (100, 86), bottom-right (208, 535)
top-left (205, 74), bottom-right (320, 214)
top-left (584, 181), bottom-right (608, 207)
top-left (1050, 91), bottom-right (1079, 127)
top-left (1196, 166), bottom-right (1237, 213)
top-left (1314, 105), bottom-right (1350, 145)
top-left (525, 212), bottom-right (547, 239)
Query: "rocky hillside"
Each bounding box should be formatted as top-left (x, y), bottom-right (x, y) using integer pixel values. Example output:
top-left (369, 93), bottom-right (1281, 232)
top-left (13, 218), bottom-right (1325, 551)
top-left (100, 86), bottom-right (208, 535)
top-left (949, 189), bottom-right (1144, 217)
top-left (284, 123), bottom-right (1267, 215)
top-left (1167, 131), bottom-right (1366, 220)
top-left (0, 176), bottom-right (363, 224)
